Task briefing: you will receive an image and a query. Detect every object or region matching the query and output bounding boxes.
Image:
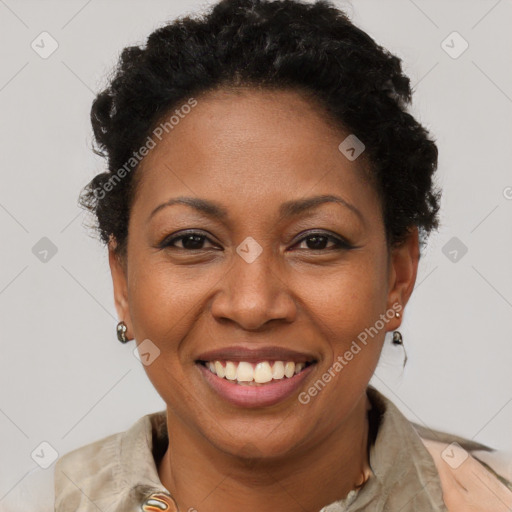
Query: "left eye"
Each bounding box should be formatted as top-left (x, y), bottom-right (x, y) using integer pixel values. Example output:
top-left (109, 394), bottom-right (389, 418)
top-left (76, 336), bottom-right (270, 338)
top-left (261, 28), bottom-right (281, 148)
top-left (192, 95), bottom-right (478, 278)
top-left (293, 233), bottom-right (350, 251)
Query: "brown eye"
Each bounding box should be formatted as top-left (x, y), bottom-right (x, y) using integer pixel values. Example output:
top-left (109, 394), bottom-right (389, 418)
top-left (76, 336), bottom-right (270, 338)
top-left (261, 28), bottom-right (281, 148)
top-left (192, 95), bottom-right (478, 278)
top-left (159, 231), bottom-right (219, 251)
top-left (293, 231), bottom-right (352, 251)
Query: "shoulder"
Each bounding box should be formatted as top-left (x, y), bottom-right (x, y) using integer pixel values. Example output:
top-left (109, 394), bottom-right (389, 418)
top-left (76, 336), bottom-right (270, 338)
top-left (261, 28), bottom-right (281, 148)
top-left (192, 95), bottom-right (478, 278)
top-left (54, 430), bottom-right (123, 508)
top-left (418, 433), bottom-right (512, 511)
top-left (54, 411), bottom-right (166, 510)
top-left (54, 412), bottom-right (159, 476)
top-left (56, 430), bottom-right (120, 471)
top-left (0, 466), bottom-right (55, 512)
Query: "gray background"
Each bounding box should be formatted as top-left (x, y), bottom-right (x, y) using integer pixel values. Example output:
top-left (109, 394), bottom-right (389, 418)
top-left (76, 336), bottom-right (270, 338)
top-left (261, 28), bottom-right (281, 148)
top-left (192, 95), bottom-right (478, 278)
top-left (1, 0), bottom-right (511, 499)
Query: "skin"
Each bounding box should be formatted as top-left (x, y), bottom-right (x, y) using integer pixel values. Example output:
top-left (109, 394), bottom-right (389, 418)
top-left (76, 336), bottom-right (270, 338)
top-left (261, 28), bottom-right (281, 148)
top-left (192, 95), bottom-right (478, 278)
top-left (109, 88), bottom-right (420, 512)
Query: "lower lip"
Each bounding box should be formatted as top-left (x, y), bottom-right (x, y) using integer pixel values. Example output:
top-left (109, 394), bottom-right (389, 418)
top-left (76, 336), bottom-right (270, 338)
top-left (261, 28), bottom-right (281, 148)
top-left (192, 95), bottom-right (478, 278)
top-left (197, 363), bottom-right (315, 408)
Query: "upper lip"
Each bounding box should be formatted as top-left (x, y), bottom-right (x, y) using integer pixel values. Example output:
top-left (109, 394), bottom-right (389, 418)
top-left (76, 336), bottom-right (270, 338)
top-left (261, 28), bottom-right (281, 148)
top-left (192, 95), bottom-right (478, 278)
top-left (195, 346), bottom-right (317, 364)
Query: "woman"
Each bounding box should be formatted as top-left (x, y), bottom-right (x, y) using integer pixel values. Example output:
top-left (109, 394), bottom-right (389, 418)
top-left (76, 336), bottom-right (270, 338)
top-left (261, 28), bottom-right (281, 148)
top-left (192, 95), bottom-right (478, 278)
top-left (8, 0), bottom-right (511, 510)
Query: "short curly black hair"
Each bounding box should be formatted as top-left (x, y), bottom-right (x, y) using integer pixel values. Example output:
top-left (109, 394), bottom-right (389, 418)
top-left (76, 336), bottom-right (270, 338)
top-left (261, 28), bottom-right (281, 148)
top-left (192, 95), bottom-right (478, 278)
top-left (80, 0), bottom-right (441, 259)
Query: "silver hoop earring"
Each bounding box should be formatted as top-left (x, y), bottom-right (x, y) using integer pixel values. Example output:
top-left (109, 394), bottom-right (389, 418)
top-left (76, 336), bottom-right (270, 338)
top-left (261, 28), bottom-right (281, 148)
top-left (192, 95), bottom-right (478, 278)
top-left (117, 321), bottom-right (129, 343)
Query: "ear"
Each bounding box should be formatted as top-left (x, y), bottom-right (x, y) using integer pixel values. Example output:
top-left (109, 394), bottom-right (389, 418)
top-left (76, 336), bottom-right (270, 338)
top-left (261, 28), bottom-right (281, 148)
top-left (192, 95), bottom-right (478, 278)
top-left (385, 226), bottom-right (420, 331)
top-left (108, 237), bottom-right (133, 340)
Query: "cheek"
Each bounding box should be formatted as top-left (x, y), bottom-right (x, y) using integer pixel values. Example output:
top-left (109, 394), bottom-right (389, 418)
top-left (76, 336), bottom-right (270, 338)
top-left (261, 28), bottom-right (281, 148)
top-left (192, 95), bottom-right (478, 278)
top-left (301, 254), bottom-right (388, 333)
top-left (296, 267), bottom-right (388, 431)
top-left (126, 259), bottom-right (212, 410)
top-left (302, 253), bottom-right (389, 385)
top-left (128, 260), bottom-right (207, 330)
top-left (127, 258), bottom-right (228, 376)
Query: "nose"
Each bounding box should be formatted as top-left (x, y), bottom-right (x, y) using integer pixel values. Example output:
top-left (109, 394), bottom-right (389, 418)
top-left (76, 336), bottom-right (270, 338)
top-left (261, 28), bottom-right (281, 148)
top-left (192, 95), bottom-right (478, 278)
top-left (210, 249), bottom-right (297, 331)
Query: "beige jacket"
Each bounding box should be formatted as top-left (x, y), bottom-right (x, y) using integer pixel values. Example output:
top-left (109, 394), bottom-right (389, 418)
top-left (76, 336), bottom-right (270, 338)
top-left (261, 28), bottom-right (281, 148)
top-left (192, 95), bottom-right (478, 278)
top-left (3, 386), bottom-right (511, 511)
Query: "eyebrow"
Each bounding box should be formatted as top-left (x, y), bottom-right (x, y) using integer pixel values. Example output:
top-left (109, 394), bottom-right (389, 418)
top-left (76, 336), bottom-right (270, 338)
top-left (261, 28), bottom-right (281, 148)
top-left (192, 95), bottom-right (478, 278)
top-left (148, 194), bottom-right (364, 224)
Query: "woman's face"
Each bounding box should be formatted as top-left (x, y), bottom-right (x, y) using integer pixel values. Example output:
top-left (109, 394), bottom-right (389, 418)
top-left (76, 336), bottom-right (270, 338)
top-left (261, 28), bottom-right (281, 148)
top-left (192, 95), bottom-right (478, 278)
top-left (110, 88), bottom-right (418, 458)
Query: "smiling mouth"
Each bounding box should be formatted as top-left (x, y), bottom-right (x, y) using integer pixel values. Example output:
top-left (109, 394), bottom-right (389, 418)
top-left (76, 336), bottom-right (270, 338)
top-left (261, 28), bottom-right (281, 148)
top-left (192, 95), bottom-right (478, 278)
top-left (197, 360), bottom-right (316, 385)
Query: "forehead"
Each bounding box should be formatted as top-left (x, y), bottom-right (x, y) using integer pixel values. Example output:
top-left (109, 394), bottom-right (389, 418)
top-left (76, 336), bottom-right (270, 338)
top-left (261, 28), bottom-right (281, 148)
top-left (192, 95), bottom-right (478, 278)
top-left (131, 88), bottom-right (381, 226)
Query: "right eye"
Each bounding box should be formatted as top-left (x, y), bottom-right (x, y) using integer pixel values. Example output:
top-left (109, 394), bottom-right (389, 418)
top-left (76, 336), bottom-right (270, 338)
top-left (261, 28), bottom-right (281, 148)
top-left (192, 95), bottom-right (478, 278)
top-left (159, 231), bottom-right (220, 251)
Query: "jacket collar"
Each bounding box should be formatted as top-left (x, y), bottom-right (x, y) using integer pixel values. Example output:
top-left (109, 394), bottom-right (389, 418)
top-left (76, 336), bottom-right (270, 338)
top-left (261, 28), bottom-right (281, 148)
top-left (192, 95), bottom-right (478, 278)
top-left (55, 386), bottom-right (447, 511)
top-left (341, 386), bottom-right (447, 511)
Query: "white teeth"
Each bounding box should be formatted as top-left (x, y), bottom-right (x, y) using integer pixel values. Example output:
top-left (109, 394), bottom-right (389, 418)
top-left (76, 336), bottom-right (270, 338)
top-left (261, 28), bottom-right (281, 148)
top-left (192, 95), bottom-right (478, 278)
top-left (204, 360), bottom-right (311, 384)
top-left (254, 362), bottom-right (273, 383)
top-left (284, 362), bottom-right (295, 378)
top-left (236, 361), bottom-right (254, 382)
top-left (225, 361), bottom-right (237, 380)
top-left (272, 361), bottom-right (285, 379)
top-left (214, 361), bottom-right (225, 378)
top-left (295, 362), bottom-right (305, 374)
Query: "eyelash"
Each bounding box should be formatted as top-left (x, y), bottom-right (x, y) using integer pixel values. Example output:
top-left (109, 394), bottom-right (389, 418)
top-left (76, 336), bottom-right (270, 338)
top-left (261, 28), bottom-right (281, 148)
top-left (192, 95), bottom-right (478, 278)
top-left (158, 230), bottom-right (353, 252)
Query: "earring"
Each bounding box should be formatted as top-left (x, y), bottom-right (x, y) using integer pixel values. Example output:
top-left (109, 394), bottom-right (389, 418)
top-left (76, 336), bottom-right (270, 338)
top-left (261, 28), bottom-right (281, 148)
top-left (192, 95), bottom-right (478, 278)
top-left (392, 331), bottom-right (403, 345)
top-left (391, 307), bottom-right (407, 366)
top-left (393, 309), bottom-right (403, 345)
top-left (117, 321), bottom-right (129, 343)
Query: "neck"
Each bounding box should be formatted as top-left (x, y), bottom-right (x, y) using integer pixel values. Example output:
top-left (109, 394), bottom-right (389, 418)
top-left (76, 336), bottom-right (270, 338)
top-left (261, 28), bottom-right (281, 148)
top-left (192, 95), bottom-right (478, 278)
top-left (158, 392), bottom-right (372, 512)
